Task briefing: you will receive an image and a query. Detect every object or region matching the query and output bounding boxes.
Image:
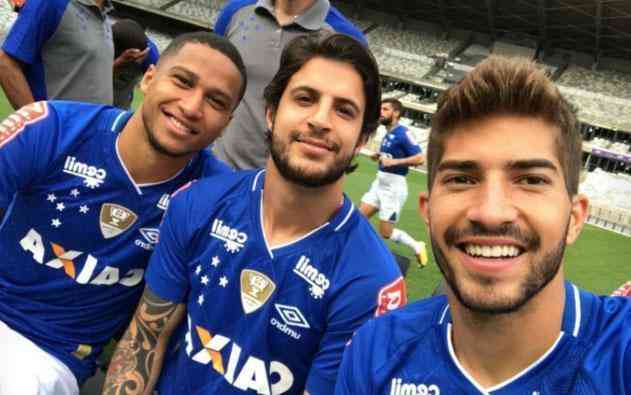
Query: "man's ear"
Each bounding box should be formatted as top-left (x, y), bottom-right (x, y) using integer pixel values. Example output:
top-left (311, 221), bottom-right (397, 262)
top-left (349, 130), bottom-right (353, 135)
top-left (139, 64), bottom-right (157, 95)
top-left (418, 192), bottom-right (430, 227)
top-left (265, 106), bottom-right (275, 131)
top-left (566, 193), bottom-right (589, 245)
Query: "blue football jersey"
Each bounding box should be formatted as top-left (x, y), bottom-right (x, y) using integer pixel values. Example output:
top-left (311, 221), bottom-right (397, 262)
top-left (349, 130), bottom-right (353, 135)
top-left (0, 101), bottom-right (230, 383)
top-left (145, 170), bottom-right (406, 395)
top-left (336, 282), bottom-right (631, 395)
top-left (378, 124), bottom-right (421, 176)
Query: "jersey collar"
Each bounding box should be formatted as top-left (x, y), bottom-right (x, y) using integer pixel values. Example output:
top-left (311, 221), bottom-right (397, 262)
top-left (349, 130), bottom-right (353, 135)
top-left (255, 0), bottom-right (330, 30)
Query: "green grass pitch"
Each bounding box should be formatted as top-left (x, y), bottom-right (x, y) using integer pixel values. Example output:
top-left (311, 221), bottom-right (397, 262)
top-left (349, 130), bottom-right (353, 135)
top-left (0, 94), bottom-right (628, 302)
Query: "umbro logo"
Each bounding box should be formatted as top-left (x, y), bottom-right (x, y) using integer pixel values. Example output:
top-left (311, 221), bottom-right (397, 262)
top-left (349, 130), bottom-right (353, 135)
top-left (135, 228), bottom-right (160, 251)
top-left (157, 194), bottom-right (170, 210)
top-left (270, 304), bottom-right (309, 340)
top-left (210, 218), bottom-right (248, 253)
top-left (63, 156), bottom-right (107, 189)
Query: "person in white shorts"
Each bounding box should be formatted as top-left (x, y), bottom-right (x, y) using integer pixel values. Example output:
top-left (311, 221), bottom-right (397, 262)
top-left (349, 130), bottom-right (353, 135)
top-left (360, 98), bottom-right (429, 268)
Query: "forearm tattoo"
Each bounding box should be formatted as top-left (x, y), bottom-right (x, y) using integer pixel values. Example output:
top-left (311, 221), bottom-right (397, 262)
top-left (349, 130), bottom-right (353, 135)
top-left (103, 288), bottom-right (181, 395)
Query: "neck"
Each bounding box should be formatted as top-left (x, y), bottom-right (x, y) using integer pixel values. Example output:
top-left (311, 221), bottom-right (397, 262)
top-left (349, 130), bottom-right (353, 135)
top-left (274, 0), bottom-right (316, 24)
top-left (387, 121), bottom-right (398, 131)
top-left (261, 159), bottom-right (344, 248)
top-left (117, 110), bottom-right (193, 185)
top-left (448, 274), bottom-right (566, 389)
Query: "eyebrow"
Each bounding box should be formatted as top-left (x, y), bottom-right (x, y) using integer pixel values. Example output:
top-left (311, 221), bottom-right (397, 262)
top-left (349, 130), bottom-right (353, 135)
top-left (290, 86), bottom-right (361, 114)
top-left (170, 66), bottom-right (233, 105)
top-left (506, 159), bottom-right (559, 173)
top-left (436, 159), bottom-right (560, 173)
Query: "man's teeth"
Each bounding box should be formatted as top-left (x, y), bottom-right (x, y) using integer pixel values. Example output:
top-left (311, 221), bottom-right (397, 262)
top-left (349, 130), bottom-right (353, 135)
top-left (464, 244), bottom-right (521, 258)
top-left (169, 116), bottom-right (191, 133)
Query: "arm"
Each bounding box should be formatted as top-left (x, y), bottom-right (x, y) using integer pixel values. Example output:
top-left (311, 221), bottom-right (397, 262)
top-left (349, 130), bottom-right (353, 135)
top-left (102, 286), bottom-right (185, 395)
top-left (380, 152), bottom-right (425, 168)
top-left (0, 50), bottom-right (34, 109)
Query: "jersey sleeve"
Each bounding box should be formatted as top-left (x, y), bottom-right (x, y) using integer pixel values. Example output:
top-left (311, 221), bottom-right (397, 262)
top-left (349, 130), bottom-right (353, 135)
top-left (401, 130), bottom-right (421, 157)
top-left (0, 101), bottom-right (60, 208)
top-left (145, 187), bottom-right (195, 303)
top-left (141, 39), bottom-right (160, 72)
top-left (213, 0), bottom-right (242, 36)
top-left (334, 320), bottom-right (376, 395)
top-left (1, 0), bottom-right (66, 64)
top-left (304, 245), bottom-right (404, 394)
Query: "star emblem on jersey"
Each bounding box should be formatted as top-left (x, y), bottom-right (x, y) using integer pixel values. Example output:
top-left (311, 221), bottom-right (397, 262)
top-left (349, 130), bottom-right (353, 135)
top-left (198, 294), bottom-right (205, 306)
top-left (47, 193), bottom-right (57, 202)
top-left (292, 255), bottom-right (330, 299)
top-left (240, 269), bottom-right (275, 314)
top-left (210, 219), bottom-right (248, 254)
top-left (51, 218), bottom-right (62, 228)
top-left (211, 256), bottom-right (220, 267)
top-left (79, 205), bottom-right (89, 214)
top-left (56, 202), bottom-right (65, 211)
top-left (99, 203), bottom-right (137, 239)
top-left (201, 275), bottom-right (209, 285)
top-left (195, 265), bottom-right (202, 275)
top-left (219, 276), bottom-right (229, 287)
top-left (70, 189), bottom-right (80, 198)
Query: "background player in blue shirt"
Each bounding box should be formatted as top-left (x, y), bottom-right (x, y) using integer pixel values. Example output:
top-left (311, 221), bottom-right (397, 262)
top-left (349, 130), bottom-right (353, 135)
top-left (0, 32), bottom-right (246, 395)
top-left (360, 98), bottom-right (428, 268)
top-left (336, 56), bottom-right (631, 394)
top-left (103, 33), bottom-right (405, 395)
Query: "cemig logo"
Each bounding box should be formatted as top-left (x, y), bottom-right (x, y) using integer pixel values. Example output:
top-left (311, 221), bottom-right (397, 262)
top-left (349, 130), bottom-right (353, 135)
top-left (63, 156), bottom-right (107, 189)
top-left (292, 255), bottom-right (329, 299)
top-left (210, 218), bottom-right (248, 253)
top-left (376, 276), bottom-right (407, 316)
top-left (189, 325), bottom-right (294, 394)
top-left (135, 228), bottom-right (160, 251)
top-left (20, 228), bottom-right (143, 287)
top-left (390, 378), bottom-right (440, 395)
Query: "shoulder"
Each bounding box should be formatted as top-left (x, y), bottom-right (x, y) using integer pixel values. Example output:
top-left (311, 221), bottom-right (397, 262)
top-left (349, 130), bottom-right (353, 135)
top-left (324, 6), bottom-right (366, 44)
top-left (191, 150), bottom-right (233, 178)
top-left (217, 0), bottom-right (257, 21)
top-left (582, 292), bottom-right (631, 344)
top-left (349, 297), bottom-right (447, 362)
top-left (337, 212), bottom-right (394, 267)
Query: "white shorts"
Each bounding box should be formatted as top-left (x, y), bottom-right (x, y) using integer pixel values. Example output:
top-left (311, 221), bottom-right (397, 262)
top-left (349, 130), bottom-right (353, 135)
top-left (361, 171), bottom-right (408, 223)
top-left (0, 320), bottom-right (79, 395)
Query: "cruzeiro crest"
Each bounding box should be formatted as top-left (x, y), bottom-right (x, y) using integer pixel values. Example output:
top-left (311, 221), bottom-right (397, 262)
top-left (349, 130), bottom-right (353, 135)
top-left (240, 269), bottom-right (275, 314)
top-left (99, 203), bottom-right (138, 239)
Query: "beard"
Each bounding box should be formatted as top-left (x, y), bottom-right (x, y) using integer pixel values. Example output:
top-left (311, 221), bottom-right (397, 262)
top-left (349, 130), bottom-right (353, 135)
top-left (268, 128), bottom-right (356, 188)
top-left (431, 220), bottom-right (568, 315)
top-left (379, 115), bottom-right (392, 127)
top-left (142, 107), bottom-right (193, 158)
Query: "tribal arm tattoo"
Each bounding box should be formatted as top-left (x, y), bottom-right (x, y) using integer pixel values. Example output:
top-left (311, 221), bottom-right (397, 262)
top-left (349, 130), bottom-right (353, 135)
top-left (102, 286), bottom-right (185, 395)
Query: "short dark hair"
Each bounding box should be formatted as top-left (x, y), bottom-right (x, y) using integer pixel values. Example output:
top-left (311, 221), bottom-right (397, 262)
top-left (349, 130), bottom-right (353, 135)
top-left (159, 31), bottom-right (248, 105)
top-left (428, 56), bottom-right (581, 196)
top-left (263, 33), bottom-right (382, 142)
top-left (112, 19), bottom-right (147, 59)
top-left (381, 98), bottom-right (403, 114)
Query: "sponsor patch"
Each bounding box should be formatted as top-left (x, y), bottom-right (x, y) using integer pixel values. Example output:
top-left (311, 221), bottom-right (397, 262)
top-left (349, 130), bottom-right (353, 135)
top-left (72, 344), bottom-right (92, 360)
top-left (99, 203), bottom-right (138, 239)
top-left (0, 102), bottom-right (48, 149)
top-left (240, 269), bottom-right (275, 314)
top-left (376, 276), bottom-right (407, 316)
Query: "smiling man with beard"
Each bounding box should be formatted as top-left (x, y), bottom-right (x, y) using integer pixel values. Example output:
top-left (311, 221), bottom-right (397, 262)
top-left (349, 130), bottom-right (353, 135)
top-left (335, 56), bottom-right (631, 395)
top-left (103, 33), bottom-right (405, 395)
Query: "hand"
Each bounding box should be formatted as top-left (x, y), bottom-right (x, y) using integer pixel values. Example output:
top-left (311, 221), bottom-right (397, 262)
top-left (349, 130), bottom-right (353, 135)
top-left (379, 157), bottom-right (398, 168)
top-left (370, 152), bottom-right (381, 162)
top-left (114, 47), bottom-right (150, 68)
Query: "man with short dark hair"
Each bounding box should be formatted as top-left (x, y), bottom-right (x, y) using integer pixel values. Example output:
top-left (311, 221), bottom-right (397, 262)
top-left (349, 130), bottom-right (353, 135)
top-left (103, 33), bottom-right (405, 395)
top-left (0, 31), bottom-right (246, 394)
top-left (212, 0), bottom-right (366, 170)
top-left (360, 98), bottom-right (428, 268)
top-left (335, 56), bottom-right (631, 394)
top-left (0, 0), bottom-right (116, 108)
